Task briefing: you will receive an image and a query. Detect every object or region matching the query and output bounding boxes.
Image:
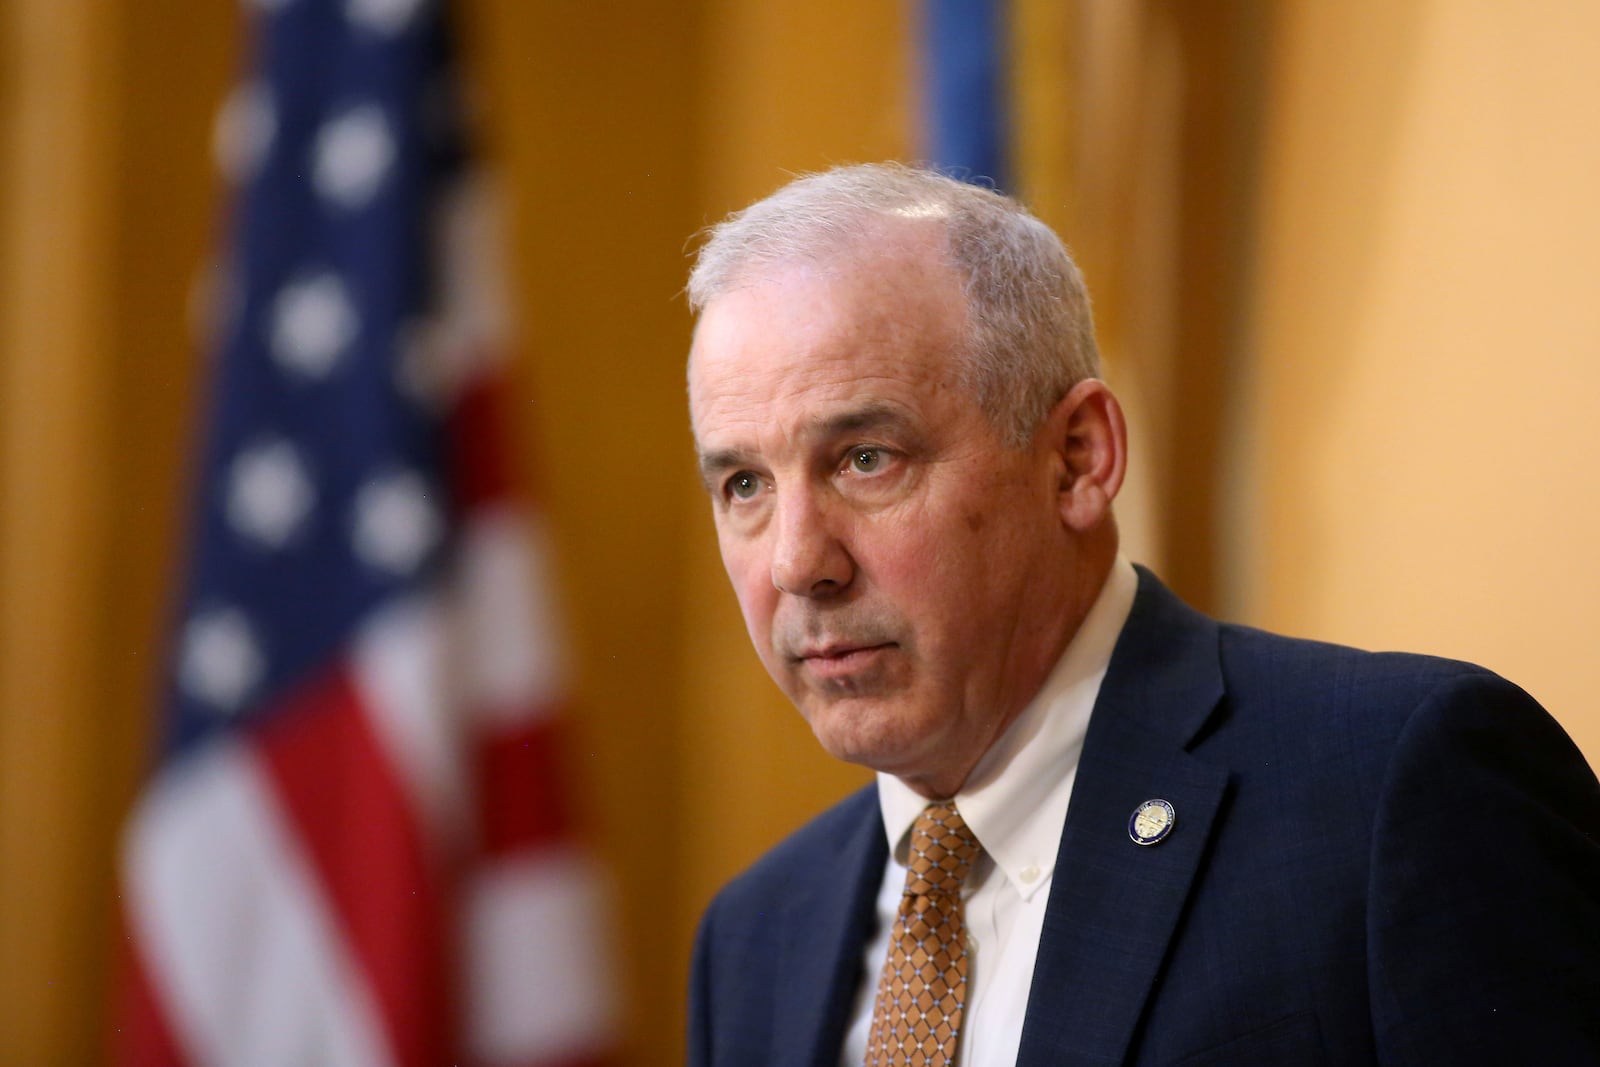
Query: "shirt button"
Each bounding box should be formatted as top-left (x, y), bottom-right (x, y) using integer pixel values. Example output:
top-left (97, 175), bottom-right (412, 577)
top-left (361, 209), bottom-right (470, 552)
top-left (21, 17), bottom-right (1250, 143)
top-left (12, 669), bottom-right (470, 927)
top-left (1020, 864), bottom-right (1041, 884)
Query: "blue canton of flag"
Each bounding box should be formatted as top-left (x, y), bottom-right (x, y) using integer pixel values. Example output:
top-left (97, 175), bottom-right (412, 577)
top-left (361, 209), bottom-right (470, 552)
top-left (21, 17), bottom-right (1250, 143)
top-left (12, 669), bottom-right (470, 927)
top-left (174, 0), bottom-right (463, 751)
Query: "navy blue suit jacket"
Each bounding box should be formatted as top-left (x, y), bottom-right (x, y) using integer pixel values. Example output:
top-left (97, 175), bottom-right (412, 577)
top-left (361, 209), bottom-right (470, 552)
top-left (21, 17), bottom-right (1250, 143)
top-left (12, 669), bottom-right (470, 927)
top-left (688, 569), bottom-right (1600, 1065)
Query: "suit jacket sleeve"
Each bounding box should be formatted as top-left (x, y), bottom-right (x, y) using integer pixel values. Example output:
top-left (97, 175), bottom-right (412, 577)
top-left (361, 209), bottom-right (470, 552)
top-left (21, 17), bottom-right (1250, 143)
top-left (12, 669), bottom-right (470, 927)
top-left (1367, 671), bottom-right (1600, 1064)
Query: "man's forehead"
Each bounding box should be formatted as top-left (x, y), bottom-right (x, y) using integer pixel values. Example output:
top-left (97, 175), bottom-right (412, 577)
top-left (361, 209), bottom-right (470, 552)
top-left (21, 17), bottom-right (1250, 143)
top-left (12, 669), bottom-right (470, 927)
top-left (689, 249), bottom-right (966, 375)
top-left (687, 220), bottom-right (972, 451)
top-left (689, 330), bottom-right (957, 436)
top-left (691, 218), bottom-right (958, 333)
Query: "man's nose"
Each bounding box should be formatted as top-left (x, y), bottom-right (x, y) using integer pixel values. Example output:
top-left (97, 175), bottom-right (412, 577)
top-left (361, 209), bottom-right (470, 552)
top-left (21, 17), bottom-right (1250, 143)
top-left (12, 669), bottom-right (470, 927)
top-left (769, 488), bottom-right (853, 597)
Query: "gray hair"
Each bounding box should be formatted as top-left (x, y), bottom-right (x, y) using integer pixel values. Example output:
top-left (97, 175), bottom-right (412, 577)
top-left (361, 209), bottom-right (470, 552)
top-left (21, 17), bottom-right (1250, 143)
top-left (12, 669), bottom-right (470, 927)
top-left (687, 162), bottom-right (1100, 446)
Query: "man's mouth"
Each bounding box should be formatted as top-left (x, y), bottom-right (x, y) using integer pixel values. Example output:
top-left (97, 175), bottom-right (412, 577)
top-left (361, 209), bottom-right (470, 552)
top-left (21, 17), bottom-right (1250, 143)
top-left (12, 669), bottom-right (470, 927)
top-left (795, 642), bottom-right (896, 679)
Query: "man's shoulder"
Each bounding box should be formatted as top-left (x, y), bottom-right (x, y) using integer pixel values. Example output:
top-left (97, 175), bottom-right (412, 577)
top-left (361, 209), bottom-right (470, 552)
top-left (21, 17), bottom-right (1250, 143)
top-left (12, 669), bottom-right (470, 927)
top-left (1216, 618), bottom-right (1505, 696)
top-left (1129, 564), bottom-right (1514, 710)
top-left (1128, 565), bottom-right (1532, 735)
top-left (688, 786), bottom-right (882, 1062)
top-left (1203, 618), bottom-right (1575, 780)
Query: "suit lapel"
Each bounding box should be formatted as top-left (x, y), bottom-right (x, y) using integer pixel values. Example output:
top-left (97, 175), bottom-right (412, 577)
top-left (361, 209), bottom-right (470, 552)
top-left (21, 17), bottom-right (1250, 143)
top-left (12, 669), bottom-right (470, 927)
top-left (771, 786), bottom-right (887, 1067)
top-left (1017, 569), bottom-right (1231, 1066)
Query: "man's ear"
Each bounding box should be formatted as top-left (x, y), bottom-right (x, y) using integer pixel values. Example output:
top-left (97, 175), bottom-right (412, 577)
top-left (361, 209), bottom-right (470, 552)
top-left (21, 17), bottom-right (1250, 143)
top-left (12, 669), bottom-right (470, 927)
top-left (1042, 379), bottom-right (1128, 532)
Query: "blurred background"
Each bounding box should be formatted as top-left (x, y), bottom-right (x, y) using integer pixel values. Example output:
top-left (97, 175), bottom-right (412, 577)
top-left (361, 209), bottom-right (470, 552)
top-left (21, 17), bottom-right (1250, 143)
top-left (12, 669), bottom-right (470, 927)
top-left (2, 1), bottom-right (1599, 1063)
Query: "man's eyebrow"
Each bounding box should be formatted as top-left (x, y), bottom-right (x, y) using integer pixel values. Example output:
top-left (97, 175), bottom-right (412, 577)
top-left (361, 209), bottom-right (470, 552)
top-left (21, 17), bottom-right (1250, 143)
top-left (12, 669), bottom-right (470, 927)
top-left (694, 403), bottom-right (915, 490)
top-left (696, 447), bottom-right (752, 490)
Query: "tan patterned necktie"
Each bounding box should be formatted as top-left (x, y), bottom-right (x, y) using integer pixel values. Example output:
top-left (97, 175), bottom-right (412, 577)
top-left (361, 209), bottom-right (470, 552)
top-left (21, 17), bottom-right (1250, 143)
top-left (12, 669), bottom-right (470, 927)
top-left (863, 801), bottom-right (984, 1067)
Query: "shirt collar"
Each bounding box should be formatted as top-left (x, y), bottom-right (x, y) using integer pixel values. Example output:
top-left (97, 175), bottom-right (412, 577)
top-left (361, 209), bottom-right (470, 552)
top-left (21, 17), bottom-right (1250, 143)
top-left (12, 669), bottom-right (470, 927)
top-left (876, 556), bottom-right (1138, 901)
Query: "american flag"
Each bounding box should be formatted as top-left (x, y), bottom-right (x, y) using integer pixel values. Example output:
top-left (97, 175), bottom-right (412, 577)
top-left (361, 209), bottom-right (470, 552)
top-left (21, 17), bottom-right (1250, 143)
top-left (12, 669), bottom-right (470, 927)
top-left (114, 0), bottom-right (614, 1063)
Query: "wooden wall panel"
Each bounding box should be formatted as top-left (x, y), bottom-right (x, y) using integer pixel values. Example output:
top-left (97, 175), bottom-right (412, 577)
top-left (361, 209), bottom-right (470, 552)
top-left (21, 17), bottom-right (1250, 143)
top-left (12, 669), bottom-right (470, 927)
top-left (1237, 2), bottom-right (1600, 763)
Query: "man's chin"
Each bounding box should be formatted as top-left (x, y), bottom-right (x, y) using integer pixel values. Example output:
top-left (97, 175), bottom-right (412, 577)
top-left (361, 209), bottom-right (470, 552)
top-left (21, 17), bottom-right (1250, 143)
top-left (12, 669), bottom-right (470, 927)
top-left (803, 698), bottom-right (929, 774)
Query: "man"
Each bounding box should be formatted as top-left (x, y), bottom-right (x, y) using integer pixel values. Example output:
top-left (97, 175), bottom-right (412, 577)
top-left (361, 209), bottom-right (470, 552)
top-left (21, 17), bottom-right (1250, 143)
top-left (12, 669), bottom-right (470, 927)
top-left (684, 163), bottom-right (1600, 1066)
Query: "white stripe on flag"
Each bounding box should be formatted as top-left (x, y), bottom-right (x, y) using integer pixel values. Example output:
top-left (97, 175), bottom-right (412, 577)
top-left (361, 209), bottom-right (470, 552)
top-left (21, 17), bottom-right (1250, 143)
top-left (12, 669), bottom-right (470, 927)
top-left (455, 506), bottom-right (568, 723)
top-left (352, 594), bottom-right (469, 838)
top-left (123, 740), bottom-right (391, 1067)
top-left (464, 847), bottom-right (616, 1063)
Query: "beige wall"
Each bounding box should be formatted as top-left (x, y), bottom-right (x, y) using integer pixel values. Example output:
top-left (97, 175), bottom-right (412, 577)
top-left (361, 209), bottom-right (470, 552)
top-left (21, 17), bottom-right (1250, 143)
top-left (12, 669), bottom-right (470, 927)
top-left (1235, 1), bottom-right (1600, 765)
top-left (0, 0), bottom-right (234, 1059)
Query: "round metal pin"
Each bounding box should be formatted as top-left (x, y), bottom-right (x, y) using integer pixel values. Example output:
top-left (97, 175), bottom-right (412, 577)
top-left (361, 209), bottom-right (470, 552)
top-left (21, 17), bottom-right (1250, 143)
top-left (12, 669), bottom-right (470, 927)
top-left (1128, 799), bottom-right (1176, 846)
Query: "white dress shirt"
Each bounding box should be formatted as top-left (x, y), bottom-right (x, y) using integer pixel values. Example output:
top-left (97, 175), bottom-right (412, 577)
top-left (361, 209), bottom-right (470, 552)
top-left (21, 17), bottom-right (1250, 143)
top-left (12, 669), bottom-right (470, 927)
top-left (839, 557), bottom-right (1137, 1067)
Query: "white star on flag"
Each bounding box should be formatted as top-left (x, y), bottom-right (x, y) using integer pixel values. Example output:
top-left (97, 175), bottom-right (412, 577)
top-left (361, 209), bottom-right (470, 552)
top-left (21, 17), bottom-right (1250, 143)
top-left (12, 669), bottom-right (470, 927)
top-left (179, 608), bottom-right (266, 713)
top-left (270, 271), bottom-right (359, 379)
top-left (315, 104), bottom-right (397, 210)
top-left (347, 0), bottom-right (428, 35)
top-left (352, 469), bottom-right (442, 575)
top-left (227, 438), bottom-right (317, 549)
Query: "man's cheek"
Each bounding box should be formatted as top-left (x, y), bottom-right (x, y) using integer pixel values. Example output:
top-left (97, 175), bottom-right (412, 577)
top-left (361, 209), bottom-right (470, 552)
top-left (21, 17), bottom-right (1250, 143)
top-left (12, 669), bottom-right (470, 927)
top-left (733, 585), bottom-right (777, 649)
top-left (725, 556), bottom-right (768, 609)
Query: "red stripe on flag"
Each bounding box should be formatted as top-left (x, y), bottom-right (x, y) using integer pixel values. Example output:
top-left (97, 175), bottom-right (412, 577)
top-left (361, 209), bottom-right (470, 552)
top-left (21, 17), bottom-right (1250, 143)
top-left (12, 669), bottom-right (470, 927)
top-left (450, 367), bottom-right (523, 512)
top-left (477, 711), bottom-right (577, 856)
top-left (252, 663), bottom-right (455, 1067)
top-left (109, 930), bottom-right (192, 1067)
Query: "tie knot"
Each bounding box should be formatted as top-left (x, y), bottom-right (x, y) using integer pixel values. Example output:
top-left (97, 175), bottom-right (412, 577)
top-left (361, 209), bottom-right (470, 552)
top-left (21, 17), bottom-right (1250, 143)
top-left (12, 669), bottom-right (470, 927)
top-left (904, 802), bottom-right (982, 897)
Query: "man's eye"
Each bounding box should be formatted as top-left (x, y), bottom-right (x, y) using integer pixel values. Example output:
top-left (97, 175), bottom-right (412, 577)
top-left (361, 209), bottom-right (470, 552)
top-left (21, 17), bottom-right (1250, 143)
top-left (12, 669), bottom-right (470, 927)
top-left (848, 448), bottom-right (882, 473)
top-left (726, 471), bottom-right (762, 500)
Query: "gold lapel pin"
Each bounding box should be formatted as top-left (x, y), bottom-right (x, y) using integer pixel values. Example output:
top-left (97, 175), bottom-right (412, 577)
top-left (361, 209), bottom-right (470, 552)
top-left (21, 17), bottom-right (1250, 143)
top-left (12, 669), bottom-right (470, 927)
top-left (1128, 799), bottom-right (1176, 846)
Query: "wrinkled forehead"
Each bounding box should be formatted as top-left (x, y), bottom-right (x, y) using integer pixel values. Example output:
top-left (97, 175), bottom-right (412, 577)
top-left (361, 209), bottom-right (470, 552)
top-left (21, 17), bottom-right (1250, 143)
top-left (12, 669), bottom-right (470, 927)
top-left (688, 235), bottom-right (960, 374)
top-left (687, 234), bottom-right (970, 432)
top-left (689, 221), bottom-right (965, 363)
top-left (693, 213), bottom-right (958, 326)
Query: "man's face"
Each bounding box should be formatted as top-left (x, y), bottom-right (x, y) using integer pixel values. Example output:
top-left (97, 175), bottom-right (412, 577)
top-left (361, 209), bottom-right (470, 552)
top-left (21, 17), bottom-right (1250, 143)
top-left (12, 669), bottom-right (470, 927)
top-left (688, 228), bottom-right (1078, 796)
